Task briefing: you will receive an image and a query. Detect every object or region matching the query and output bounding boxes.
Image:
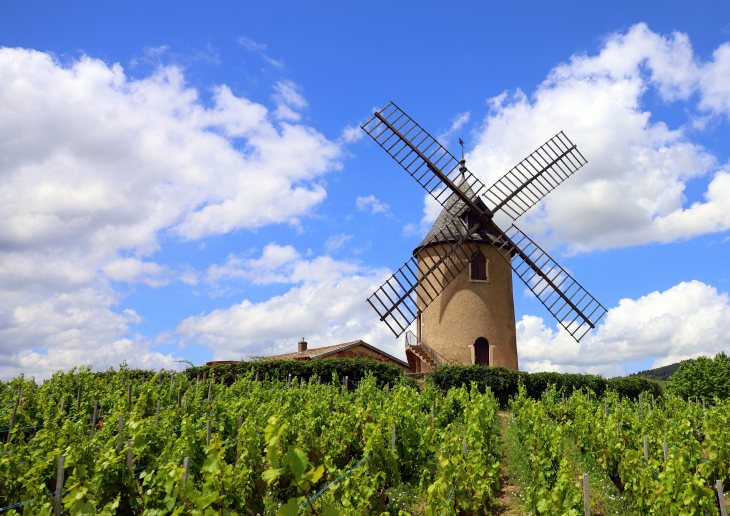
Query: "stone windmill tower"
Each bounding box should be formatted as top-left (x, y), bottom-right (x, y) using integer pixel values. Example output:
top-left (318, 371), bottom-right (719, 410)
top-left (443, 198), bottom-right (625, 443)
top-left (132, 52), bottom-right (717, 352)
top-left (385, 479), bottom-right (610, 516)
top-left (361, 102), bottom-right (607, 373)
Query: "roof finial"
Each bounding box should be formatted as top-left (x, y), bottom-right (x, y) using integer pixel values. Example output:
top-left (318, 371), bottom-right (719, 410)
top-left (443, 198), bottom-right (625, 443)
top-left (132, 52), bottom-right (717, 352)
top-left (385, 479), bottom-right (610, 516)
top-left (458, 137), bottom-right (466, 179)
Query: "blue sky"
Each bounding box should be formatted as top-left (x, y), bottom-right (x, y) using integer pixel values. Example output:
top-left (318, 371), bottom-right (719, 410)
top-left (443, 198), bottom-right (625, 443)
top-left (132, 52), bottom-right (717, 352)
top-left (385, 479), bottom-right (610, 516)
top-left (1, 1), bottom-right (730, 378)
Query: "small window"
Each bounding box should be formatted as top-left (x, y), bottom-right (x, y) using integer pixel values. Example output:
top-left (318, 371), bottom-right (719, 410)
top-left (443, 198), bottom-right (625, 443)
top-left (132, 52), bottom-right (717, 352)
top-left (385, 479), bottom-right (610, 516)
top-left (470, 252), bottom-right (487, 282)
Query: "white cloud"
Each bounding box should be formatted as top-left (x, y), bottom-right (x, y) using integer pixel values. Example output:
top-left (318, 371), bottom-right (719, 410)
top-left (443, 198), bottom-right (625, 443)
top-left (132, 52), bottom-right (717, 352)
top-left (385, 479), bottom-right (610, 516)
top-left (324, 233), bottom-right (353, 253)
top-left (436, 111), bottom-right (471, 144)
top-left (340, 124), bottom-right (364, 144)
top-left (0, 48), bottom-right (342, 378)
top-left (237, 36), bottom-right (284, 68)
top-left (272, 80), bottom-right (308, 121)
top-left (205, 243), bottom-right (360, 286)
top-left (517, 280), bottom-right (730, 376)
top-left (179, 248), bottom-right (400, 360)
top-left (455, 23), bottom-right (730, 253)
top-left (356, 195), bottom-right (390, 214)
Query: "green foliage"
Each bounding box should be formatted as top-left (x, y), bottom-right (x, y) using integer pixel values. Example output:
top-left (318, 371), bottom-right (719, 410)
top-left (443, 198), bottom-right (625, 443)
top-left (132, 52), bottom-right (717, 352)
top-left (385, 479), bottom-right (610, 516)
top-left (0, 368), bottom-right (499, 515)
top-left (189, 358), bottom-right (414, 389)
top-left (666, 351), bottom-right (730, 400)
top-left (426, 366), bottom-right (663, 406)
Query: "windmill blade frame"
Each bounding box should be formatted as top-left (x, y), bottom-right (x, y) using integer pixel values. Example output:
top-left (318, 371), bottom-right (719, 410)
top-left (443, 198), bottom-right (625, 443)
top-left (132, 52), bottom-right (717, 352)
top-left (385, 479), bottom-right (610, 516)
top-left (367, 221), bottom-right (485, 337)
top-left (481, 132), bottom-right (588, 221)
top-left (361, 102), bottom-right (489, 219)
top-left (491, 224), bottom-right (607, 341)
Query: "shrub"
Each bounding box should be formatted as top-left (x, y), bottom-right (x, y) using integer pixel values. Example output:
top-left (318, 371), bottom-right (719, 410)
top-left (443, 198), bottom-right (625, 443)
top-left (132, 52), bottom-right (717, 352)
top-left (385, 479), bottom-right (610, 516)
top-left (426, 365), bottom-right (664, 406)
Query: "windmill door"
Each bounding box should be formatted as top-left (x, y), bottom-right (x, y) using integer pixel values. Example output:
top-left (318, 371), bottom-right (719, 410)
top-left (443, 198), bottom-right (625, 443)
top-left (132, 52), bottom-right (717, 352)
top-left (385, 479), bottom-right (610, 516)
top-left (474, 337), bottom-right (489, 366)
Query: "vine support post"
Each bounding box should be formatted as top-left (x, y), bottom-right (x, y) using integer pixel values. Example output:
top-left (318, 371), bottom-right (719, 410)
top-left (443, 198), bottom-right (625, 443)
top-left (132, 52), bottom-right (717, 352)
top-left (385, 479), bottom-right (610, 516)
top-left (207, 382), bottom-right (212, 403)
top-left (155, 400), bottom-right (160, 426)
top-left (170, 373), bottom-right (174, 390)
top-left (318, 375), bottom-right (322, 385)
top-left (386, 383), bottom-right (389, 397)
top-left (184, 395), bottom-right (188, 408)
top-left (91, 400), bottom-right (98, 433)
top-left (59, 399), bottom-right (65, 414)
top-left (662, 441), bottom-right (668, 463)
top-left (183, 457), bottom-right (190, 484)
top-left (717, 479), bottom-right (727, 516)
top-left (177, 390), bottom-right (181, 408)
top-left (54, 455), bottom-right (66, 516)
top-left (6, 403), bottom-right (17, 444)
top-left (463, 439), bottom-right (468, 458)
top-left (127, 440), bottom-right (133, 469)
top-left (236, 416), bottom-right (242, 460)
top-left (432, 401), bottom-right (436, 418)
top-left (651, 393), bottom-right (654, 408)
top-left (77, 385), bottom-right (82, 410)
top-left (583, 473), bottom-right (590, 516)
top-left (604, 398), bottom-right (607, 416)
top-left (391, 424), bottom-right (396, 456)
top-left (118, 415), bottom-right (124, 451)
top-left (206, 420), bottom-right (211, 447)
top-left (703, 398), bottom-right (705, 411)
top-left (643, 436), bottom-right (648, 461)
top-left (127, 384), bottom-right (132, 413)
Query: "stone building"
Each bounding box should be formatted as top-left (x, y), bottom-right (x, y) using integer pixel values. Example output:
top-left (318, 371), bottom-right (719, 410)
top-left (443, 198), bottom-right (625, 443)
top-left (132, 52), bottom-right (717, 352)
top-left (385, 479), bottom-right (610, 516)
top-left (406, 178), bottom-right (519, 373)
top-left (259, 339), bottom-right (412, 372)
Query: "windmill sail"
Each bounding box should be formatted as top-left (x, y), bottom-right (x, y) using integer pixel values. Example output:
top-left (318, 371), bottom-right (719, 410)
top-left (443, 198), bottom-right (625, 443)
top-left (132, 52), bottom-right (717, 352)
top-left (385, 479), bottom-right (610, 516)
top-left (367, 222), bottom-right (483, 337)
top-left (492, 224), bottom-right (607, 341)
top-left (481, 132), bottom-right (588, 220)
top-left (361, 102), bottom-right (489, 218)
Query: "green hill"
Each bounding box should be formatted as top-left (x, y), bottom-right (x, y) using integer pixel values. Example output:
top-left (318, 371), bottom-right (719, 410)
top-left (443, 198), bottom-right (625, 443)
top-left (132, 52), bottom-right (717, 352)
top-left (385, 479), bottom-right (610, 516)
top-left (629, 361), bottom-right (683, 381)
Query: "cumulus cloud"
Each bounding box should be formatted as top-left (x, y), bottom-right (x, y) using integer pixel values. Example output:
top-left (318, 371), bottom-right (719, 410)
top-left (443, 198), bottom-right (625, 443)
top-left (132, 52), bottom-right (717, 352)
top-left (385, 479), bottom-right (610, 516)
top-left (356, 195), bottom-right (390, 214)
top-left (271, 80), bottom-right (308, 121)
top-left (450, 23), bottom-right (730, 253)
top-left (179, 246), bottom-right (398, 360)
top-left (0, 48), bottom-right (342, 378)
top-left (517, 280), bottom-right (730, 376)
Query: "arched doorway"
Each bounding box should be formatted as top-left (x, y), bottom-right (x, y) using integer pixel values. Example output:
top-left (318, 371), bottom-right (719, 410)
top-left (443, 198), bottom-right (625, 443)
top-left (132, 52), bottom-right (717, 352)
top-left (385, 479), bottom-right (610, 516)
top-left (474, 337), bottom-right (489, 366)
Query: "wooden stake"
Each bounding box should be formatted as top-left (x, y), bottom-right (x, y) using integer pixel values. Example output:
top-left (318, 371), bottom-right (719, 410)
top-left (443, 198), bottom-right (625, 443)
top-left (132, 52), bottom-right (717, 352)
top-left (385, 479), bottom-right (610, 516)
top-left (604, 398), bottom-right (607, 416)
top-left (6, 403), bottom-right (17, 444)
top-left (663, 441), bottom-right (668, 463)
top-left (155, 399), bottom-right (160, 426)
top-left (463, 439), bottom-right (468, 458)
top-left (183, 457), bottom-right (190, 484)
top-left (329, 397), bottom-right (334, 412)
top-left (206, 420), bottom-right (211, 447)
top-left (54, 455), bottom-right (66, 516)
top-left (127, 440), bottom-right (134, 469)
top-left (91, 400), bottom-right (98, 433)
top-left (184, 395), bottom-right (188, 408)
top-left (118, 414), bottom-right (124, 451)
top-left (643, 436), bottom-right (648, 461)
top-left (432, 401), bottom-right (436, 418)
top-left (717, 479), bottom-right (727, 516)
top-left (583, 473), bottom-right (590, 516)
top-left (207, 382), bottom-right (212, 403)
top-left (391, 424), bottom-right (396, 456)
top-left (77, 385), bottom-right (83, 410)
top-left (170, 373), bottom-right (174, 390)
top-left (59, 399), bottom-right (65, 414)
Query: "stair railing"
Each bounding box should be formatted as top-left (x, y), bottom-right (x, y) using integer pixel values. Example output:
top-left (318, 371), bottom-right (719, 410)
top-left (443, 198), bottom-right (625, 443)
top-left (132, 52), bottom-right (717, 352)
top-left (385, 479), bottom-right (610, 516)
top-left (404, 330), bottom-right (450, 369)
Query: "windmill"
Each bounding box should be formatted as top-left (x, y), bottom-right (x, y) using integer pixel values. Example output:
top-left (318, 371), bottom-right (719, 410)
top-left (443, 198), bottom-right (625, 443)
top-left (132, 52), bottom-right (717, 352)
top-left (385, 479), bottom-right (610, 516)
top-left (361, 102), bottom-right (606, 371)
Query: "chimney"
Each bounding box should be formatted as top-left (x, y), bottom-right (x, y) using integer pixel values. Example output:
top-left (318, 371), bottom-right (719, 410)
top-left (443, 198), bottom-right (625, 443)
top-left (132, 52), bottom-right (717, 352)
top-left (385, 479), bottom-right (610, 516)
top-left (298, 338), bottom-right (307, 353)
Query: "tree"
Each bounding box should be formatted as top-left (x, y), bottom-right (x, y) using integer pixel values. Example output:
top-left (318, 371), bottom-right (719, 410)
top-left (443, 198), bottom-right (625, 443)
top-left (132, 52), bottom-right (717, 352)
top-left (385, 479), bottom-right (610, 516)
top-left (666, 351), bottom-right (730, 400)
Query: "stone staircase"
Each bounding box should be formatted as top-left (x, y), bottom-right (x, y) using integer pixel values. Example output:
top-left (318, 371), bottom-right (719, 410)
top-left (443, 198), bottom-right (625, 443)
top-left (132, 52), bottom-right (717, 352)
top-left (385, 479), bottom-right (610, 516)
top-left (408, 344), bottom-right (439, 371)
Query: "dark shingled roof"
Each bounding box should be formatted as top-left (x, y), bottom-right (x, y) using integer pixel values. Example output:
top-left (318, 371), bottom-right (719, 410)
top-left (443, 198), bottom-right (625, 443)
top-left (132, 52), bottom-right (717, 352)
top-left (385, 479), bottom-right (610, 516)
top-left (413, 177), bottom-right (500, 256)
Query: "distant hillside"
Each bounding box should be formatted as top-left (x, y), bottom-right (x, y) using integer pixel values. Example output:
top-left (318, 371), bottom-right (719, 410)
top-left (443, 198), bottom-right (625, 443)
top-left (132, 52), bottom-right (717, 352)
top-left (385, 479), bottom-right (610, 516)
top-left (629, 361), bottom-right (683, 381)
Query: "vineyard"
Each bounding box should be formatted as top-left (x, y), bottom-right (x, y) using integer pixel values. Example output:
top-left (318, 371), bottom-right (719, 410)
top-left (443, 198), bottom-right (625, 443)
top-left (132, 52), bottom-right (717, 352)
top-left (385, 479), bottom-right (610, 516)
top-left (1, 367), bottom-right (729, 515)
top-left (0, 369), bottom-right (500, 515)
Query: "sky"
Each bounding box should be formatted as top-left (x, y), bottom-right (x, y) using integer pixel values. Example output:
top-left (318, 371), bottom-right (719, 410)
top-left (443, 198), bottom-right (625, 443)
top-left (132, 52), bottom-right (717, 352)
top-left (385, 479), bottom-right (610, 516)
top-left (1, 0), bottom-right (730, 379)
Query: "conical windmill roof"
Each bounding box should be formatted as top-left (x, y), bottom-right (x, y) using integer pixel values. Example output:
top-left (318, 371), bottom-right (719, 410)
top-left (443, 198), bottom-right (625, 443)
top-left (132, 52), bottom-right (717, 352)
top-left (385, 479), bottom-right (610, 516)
top-left (412, 177), bottom-right (499, 256)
